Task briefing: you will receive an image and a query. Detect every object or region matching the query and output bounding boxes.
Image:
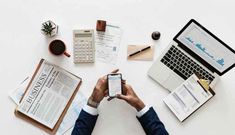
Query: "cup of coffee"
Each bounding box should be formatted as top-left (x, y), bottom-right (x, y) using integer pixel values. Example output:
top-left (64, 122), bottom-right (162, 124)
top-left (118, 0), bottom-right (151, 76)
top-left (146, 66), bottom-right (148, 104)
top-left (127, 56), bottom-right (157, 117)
top-left (49, 39), bottom-right (70, 57)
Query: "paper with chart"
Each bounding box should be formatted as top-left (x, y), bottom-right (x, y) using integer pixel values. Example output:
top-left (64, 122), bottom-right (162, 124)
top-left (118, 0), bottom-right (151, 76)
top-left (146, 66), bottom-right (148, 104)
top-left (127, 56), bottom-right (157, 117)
top-left (9, 77), bottom-right (87, 135)
top-left (95, 24), bottom-right (122, 64)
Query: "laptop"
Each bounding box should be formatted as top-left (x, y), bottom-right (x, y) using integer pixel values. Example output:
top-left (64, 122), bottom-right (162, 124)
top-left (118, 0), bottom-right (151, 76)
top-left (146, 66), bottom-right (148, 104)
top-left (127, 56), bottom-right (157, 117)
top-left (148, 19), bottom-right (235, 91)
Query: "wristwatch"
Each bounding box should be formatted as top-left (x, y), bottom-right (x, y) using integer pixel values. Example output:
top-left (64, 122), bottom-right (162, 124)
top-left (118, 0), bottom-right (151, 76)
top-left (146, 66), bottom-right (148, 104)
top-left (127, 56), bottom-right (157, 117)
top-left (87, 97), bottom-right (100, 108)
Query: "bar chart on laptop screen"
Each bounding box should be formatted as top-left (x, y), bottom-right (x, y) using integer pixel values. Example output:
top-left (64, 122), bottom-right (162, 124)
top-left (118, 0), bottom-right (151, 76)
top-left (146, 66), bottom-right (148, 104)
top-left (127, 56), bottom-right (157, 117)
top-left (178, 23), bottom-right (235, 72)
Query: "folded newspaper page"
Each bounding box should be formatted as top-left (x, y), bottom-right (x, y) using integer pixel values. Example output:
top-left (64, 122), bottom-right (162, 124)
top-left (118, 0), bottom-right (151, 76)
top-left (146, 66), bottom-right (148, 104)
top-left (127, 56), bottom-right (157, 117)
top-left (17, 59), bottom-right (81, 129)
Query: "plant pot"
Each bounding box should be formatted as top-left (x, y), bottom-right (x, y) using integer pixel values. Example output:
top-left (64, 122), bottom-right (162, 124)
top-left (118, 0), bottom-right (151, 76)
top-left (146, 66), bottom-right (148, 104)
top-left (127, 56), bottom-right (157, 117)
top-left (41, 20), bottom-right (58, 37)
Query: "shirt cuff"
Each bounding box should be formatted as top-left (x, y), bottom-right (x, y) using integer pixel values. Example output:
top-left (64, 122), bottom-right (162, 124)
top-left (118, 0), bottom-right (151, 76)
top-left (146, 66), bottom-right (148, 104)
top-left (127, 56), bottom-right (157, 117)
top-left (136, 106), bottom-right (150, 118)
top-left (83, 104), bottom-right (98, 116)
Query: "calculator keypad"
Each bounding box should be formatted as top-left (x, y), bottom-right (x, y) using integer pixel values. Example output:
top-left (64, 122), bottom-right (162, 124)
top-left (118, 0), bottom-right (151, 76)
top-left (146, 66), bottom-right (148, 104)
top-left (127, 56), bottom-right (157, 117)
top-left (73, 30), bottom-right (95, 63)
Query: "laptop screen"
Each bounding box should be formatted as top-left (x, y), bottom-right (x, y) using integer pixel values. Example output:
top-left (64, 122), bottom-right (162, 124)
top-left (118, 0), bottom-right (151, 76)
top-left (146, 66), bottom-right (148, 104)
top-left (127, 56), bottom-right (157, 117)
top-left (175, 20), bottom-right (235, 75)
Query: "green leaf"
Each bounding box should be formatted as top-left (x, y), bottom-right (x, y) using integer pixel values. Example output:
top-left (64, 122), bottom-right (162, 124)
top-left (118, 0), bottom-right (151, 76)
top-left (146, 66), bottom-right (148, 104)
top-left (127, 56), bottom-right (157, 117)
top-left (42, 23), bottom-right (46, 28)
top-left (42, 21), bottom-right (56, 35)
top-left (49, 22), bottom-right (52, 27)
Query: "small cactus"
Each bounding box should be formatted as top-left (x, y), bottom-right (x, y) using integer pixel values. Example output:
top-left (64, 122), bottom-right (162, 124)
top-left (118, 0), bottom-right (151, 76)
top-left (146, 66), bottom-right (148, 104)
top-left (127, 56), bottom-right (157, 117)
top-left (41, 20), bottom-right (58, 37)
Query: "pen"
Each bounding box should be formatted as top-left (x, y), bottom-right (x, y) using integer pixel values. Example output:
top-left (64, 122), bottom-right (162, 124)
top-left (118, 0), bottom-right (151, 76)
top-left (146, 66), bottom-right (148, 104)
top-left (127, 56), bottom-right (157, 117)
top-left (129, 46), bottom-right (151, 57)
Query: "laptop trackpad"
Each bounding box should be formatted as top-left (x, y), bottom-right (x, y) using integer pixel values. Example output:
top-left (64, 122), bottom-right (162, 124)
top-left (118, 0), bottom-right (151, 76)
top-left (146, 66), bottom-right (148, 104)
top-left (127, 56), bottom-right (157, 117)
top-left (162, 73), bottom-right (184, 91)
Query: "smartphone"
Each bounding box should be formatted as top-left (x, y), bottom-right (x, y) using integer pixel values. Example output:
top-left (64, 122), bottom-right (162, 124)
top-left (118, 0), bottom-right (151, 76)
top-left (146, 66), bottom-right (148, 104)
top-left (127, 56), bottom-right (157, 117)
top-left (108, 73), bottom-right (122, 97)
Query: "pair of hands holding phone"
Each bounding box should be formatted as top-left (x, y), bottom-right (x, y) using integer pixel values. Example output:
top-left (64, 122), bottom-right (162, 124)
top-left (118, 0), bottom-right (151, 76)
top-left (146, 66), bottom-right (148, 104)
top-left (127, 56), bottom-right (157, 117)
top-left (88, 69), bottom-right (145, 111)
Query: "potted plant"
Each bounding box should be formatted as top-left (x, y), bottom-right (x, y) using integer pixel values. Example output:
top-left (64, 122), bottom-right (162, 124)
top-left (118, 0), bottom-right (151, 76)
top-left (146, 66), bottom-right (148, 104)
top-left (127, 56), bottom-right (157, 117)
top-left (41, 20), bottom-right (58, 37)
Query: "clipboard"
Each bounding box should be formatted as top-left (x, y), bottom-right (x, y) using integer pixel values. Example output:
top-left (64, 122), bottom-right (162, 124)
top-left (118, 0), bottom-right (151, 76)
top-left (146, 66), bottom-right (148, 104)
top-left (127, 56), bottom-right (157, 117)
top-left (163, 74), bottom-right (216, 122)
top-left (195, 73), bottom-right (215, 96)
top-left (181, 76), bottom-right (215, 122)
top-left (127, 45), bottom-right (154, 61)
top-left (14, 59), bottom-right (82, 135)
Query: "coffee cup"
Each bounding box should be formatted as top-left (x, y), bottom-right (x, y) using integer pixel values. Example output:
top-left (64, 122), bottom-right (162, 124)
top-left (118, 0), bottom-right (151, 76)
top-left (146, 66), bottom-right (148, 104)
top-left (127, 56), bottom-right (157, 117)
top-left (49, 39), bottom-right (70, 57)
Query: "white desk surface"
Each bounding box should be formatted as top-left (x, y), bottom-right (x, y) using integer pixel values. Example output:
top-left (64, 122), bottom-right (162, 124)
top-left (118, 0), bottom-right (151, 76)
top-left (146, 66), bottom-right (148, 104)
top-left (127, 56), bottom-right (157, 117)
top-left (0, 0), bottom-right (235, 134)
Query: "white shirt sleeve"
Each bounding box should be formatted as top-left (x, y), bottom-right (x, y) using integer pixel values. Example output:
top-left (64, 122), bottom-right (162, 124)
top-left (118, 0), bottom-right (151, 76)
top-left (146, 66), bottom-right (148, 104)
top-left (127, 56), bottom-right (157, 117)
top-left (83, 104), bottom-right (98, 116)
top-left (83, 104), bottom-right (149, 117)
top-left (136, 106), bottom-right (150, 118)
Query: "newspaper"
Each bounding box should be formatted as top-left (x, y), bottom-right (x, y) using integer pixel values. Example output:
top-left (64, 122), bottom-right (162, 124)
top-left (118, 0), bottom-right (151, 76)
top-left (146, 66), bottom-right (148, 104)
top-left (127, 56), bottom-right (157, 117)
top-left (9, 76), bottom-right (86, 135)
top-left (17, 60), bottom-right (81, 129)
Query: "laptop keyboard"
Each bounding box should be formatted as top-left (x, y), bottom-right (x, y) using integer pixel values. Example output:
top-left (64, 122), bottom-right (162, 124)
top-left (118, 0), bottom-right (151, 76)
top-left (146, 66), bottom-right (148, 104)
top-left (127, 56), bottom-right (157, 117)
top-left (160, 45), bottom-right (215, 82)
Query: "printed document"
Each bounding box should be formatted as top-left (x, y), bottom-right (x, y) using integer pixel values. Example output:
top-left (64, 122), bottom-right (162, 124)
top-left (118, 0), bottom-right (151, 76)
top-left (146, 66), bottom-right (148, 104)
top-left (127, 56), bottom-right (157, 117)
top-left (17, 60), bottom-right (81, 129)
top-left (9, 77), bottom-right (30, 105)
top-left (163, 74), bottom-right (214, 122)
top-left (95, 24), bottom-right (122, 64)
top-left (56, 92), bottom-right (86, 135)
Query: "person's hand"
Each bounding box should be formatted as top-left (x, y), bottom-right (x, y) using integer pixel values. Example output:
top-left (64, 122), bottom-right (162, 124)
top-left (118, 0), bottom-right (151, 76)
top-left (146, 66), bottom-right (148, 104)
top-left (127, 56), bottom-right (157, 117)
top-left (117, 84), bottom-right (145, 111)
top-left (89, 69), bottom-right (119, 103)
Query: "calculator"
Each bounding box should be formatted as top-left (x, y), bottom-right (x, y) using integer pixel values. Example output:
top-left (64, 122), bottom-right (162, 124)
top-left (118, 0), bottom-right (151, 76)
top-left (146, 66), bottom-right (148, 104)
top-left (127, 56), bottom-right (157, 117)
top-left (73, 29), bottom-right (95, 63)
